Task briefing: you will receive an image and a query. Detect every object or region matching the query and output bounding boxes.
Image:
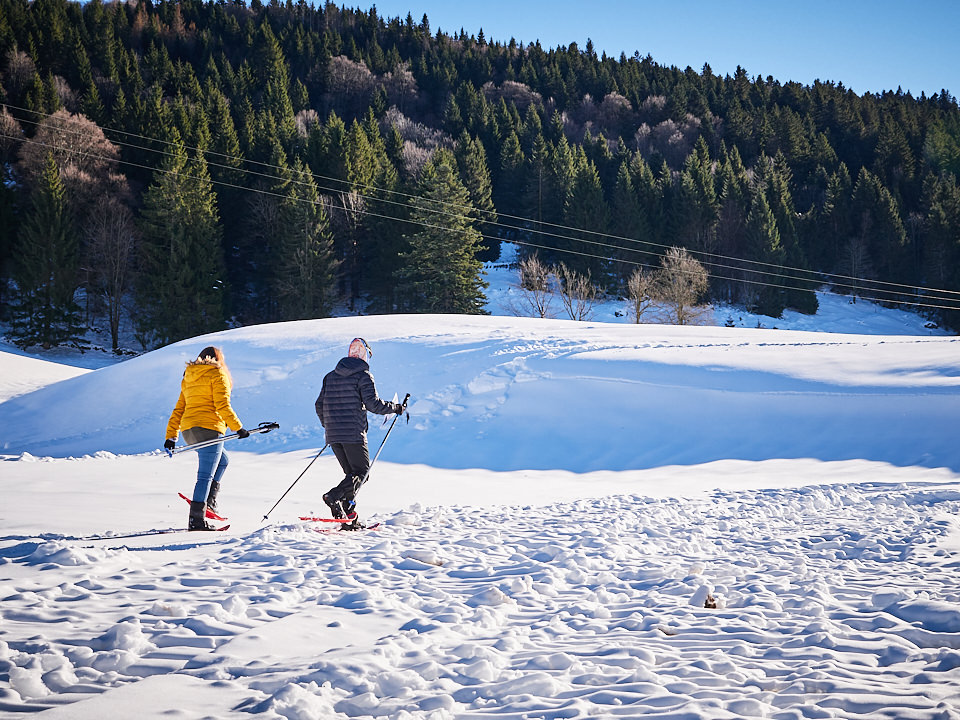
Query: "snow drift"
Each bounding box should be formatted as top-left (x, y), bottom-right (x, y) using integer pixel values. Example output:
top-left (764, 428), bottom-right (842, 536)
top-left (1, 314), bottom-right (959, 473)
top-left (3, 312), bottom-right (960, 719)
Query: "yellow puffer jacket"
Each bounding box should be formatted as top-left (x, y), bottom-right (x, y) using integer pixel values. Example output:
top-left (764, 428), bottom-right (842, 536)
top-left (165, 359), bottom-right (243, 439)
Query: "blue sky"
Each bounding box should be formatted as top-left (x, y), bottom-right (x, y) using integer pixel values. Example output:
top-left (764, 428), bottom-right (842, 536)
top-left (367, 0), bottom-right (957, 97)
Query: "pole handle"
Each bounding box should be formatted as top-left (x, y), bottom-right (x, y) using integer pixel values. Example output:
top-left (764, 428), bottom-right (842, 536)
top-left (166, 421), bottom-right (280, 455)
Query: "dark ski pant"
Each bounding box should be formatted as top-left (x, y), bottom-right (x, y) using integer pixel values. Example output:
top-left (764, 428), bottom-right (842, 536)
top-left (326, 442), bottom-right (370, 502)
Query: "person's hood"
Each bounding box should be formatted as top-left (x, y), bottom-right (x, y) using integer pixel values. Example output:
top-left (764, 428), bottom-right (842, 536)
top-left (335, 356), bottom-right (369, 376)
top-left (184, 358), bottom-right (221, 378)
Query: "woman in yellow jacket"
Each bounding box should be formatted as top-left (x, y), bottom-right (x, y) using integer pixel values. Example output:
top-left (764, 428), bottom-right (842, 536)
top-left (165, 346), bottom-right (248, 530)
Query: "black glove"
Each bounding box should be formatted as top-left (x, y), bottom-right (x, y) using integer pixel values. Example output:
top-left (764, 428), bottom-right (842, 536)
top-left (164, 439), bottom-right (176, 450)
top-left (393, 402), bottom-right (404, 415)
top-left (237, 428), bottom-right (250, 438)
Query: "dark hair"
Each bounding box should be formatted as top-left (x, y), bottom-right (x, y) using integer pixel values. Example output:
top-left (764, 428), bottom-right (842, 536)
top-left (194, 346), bottom-right (232, 385)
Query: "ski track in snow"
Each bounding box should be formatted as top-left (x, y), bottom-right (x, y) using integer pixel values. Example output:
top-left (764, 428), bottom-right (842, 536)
top-left (3, 481), bottom-right (960, 719)
top-left (2, 297), bottom-right (960, 718)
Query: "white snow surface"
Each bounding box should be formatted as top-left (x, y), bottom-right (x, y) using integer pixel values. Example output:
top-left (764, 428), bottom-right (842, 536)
top-left (3, 291), bottom-right (960, 718)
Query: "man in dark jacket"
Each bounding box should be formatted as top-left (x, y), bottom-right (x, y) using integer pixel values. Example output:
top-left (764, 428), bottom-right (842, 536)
top-left (315, 337), bottom-right (403, 527)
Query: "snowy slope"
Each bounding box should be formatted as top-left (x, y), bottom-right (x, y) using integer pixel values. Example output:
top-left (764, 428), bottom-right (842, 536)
top-left (0, 348), bottom-right (89, 404)
top-left (2, 314), bottom-right (959, 472)
top-left (2, 303), bottom-right (960, 718)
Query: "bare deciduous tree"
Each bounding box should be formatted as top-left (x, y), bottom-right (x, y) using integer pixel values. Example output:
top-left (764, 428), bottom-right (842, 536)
top-left (384, 61), bottom-right (418, 114)
top-left (3, 49), bottom-right (36, 99)
top-left (51, 75), bottom-right (76, 110)
top-left (85, 196), bottom-right (137, 351)
top-left (510, 253), bottom-right (555, 318)
top-left (16, 110), bottom-right (134, 332)
top-left (655, 247), bottom-right (710, 325)
top-left (325, 56), bottom-right (375, 117)
top-left (333, 190), bottom-right (366, 308)
top-left (17, 110), bottom-right (123, 205)
top-left (626, 266), bottom-right (658, 323)
top-left (0, 107), bottom-right (22, 161)
top-left (480, 80), bottom-right (543, 113)
top-left (840, 212), bottom-right (876, 304)
top-left (555, 262), bottom-right (599, 321)
top-left (294, 109), bottom-right (320, 137)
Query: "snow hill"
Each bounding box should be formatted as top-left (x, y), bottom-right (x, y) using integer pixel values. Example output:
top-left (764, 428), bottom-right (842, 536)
top-left (3, 297), bottom-right (960, 718)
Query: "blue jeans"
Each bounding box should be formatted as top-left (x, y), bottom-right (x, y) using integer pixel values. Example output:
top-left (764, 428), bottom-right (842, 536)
top-left (193, 441), bottom-right (229, 502)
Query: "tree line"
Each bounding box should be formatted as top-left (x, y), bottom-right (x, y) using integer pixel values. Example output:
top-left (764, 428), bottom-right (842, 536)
top-left (1, 0), bottom-right (959, 350)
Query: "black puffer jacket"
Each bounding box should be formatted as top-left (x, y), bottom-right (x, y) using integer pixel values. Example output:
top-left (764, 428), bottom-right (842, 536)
top-left (315, 357), bottom-right (397, 443)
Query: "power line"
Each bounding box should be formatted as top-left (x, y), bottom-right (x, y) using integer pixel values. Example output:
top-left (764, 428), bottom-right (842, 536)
top-left (5, 102), bottom-right (949, 302)
top-left (4, 104), bottom-right (960, 313)
top-left (10, 101), bottom-right (954, 303)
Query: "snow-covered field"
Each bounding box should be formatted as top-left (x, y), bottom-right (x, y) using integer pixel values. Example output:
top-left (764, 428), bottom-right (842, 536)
top-left (3, 266), bottom-right (960, 719)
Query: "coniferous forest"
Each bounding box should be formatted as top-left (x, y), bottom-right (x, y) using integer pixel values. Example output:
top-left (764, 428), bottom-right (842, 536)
top-left (1, 0), bottom-right (960, 350)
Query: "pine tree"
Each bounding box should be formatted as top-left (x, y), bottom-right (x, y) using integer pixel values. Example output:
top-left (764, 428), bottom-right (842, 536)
top-left (397, 149), bottom-right (488, 313)
top-left (136, 132), bottom-right (226, 347)
top-left (522, 132), bottom-right (552, 251)
top-left (921, 173), bottom-right (960, 328)
top-left (0, 110), bottom-right (19, 314)
top-left (346, 112), bottom-right (403, 308)
top-left (275, 158), bottom-right (338, 319)
top-left (608, 161), bottom-right (648, 282)
top-left (816, 163), bottom-right (854, 272)
top-left (454, 131), bottom-right (497, 259)
top-left (495, 130), bottom-right (524, 218)
top-left (205, 84), bottom-right (248, 317)
top-left (563, 150), bottom-right (608, 279)
top-left (714, 152), bottom-right (750, 302)
top-left (850, 168), bottom-right (908, 285)
top-left (307, 111), bottom-right (348, 183)
top-left (674, 138), bottom-right (718, 253)
top-left (873, 116), bottom-right (916, 203)
top-left (629, 153), bottom-right (664, 249)
top-left (243, 138), bottom-right (294, 321)
top-left (765, 153), bottom-right (817, 313)
top-left (10, 153), bottom-right (84, 348)
top-left (744, 186), bottom-right (786, 317)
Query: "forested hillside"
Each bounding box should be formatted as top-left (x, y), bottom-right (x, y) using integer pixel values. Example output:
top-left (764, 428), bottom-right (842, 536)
top-left (1, 0), bottom-right (959, 350)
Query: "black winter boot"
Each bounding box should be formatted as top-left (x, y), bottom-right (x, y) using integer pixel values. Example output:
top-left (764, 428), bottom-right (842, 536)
top-left (188, 500), bottom-right (214, 531)
top-left (323, 492), bottom-right (345, 519)
top-left (205, 481), bottom-right (221, 515)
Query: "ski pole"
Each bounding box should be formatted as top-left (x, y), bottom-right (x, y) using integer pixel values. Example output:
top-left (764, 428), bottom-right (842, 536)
top-left (261, 444), bottom-right (329, 522)
top-left (166, 421), bottom-right (279, 456)
top-left (359, 393), bottom-right (410, 491)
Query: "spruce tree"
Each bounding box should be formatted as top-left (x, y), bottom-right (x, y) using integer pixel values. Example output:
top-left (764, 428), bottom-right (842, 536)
top-left (609, 162), bottom-right (648, 282)
top-left (243, 138), bottom-right (294, 321)
top-left (921, 173), bottom-right (960, 328)
top-left (850, 168), bottom-right (908, 285)
top-left (136, 132), bottom-right (226, 347)
top-left (522, 133), bottom-right (552, 251)
top-left (563, 150), bottom-right (608, 279)
top-left (495, 130), bottom-right (525, 218)
top-left (629, 153), bottom-right (664, 249)
top-left (275, 158), bottom-right (338, 319)
top-left (10, 153), bottom-right (84, 348)
top-left (715, 153), bottom-right (750, 301)
top-left (765, 153), bottom-right (817, 313)
top-left (674, 138), bottom-right (718, 253)
top-left (397, 150), bottom-right (488, 313)
top-left (0, 108), bottom-right (21, 315)
top-left (744, 187), bottom-right (786, 317)
top-left (205, 84), bottom-right (248, 317)
top-left (454, 131), bottom-right (497, 259)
